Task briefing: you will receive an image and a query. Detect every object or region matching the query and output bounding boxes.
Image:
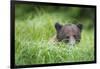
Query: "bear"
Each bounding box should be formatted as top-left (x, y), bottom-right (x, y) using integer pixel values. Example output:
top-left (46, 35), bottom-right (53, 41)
top-left (49, 22), bottom-right (83, 46)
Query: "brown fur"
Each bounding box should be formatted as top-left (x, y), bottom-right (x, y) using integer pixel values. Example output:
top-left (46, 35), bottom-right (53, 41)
top-left (49, 23), bottom-right (83, 45)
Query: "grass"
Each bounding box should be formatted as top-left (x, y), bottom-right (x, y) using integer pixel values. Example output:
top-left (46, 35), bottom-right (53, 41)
top-left (15, 7), bottom-right (94, 65)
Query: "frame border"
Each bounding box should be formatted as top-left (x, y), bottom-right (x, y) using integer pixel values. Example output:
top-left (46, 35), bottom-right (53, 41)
top-left (10, 1), bottom-right (97, 68)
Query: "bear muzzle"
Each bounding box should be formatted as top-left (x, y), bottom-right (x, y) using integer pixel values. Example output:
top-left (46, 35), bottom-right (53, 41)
top-left (68, 36), bottom-right (76, 46)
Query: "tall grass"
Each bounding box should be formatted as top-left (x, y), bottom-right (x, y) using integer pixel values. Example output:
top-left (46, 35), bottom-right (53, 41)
top-left (15, 5), bottom-right (94, 65)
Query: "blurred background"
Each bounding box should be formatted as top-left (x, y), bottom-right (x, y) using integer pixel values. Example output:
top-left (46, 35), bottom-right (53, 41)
top-left (15, 3), bottom-right (95, 30)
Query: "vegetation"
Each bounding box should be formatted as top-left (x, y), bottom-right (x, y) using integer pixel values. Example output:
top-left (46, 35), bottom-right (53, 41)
top-left (15, 3), bottom-right (95, 65)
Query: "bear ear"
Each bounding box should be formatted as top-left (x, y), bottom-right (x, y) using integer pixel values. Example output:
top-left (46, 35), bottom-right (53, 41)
top-left (77, 24), bottom-right (83, 32)
top-left (55, 22), bottom-right (62, 32)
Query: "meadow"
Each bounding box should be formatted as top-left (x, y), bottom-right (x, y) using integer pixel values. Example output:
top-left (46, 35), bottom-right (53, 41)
top-left (15, 4), bottom-right (95, 65)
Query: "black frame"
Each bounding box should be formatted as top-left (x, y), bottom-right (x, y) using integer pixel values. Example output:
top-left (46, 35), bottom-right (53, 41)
top-left (10, 1), bottom-right (97, 68)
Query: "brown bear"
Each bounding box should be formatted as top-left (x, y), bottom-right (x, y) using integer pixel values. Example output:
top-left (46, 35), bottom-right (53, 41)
top-left (49, 22), bottom-right (83, 46)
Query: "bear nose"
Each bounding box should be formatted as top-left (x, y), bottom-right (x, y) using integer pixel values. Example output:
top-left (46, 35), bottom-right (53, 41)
top-left (69, 36), bottom-right (75, 46)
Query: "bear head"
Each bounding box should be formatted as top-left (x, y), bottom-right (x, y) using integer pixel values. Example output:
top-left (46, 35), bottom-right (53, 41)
top-left (55, 22), bottom-right (83, 46)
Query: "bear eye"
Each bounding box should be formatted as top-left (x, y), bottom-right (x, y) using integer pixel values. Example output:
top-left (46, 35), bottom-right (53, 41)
top-left (74, 35), bottom-right (80, 39)
top-left (66, 36), bottom-right (69, 39)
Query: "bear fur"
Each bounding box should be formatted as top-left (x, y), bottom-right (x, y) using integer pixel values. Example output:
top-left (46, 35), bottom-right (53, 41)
top-left (49, 23), bottom-right (83, 46)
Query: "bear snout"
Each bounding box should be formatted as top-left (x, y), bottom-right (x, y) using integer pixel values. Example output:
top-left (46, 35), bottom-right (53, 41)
top-left (68, 36), bottom-right (76, 46)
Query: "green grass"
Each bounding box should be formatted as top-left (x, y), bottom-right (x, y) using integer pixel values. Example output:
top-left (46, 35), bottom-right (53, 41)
top-left (15, 9), bottom-right (94, 65)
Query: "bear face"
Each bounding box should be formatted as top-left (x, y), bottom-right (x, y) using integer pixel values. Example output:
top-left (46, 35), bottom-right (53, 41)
top-left (55, 23), bottom-right (83, 46)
